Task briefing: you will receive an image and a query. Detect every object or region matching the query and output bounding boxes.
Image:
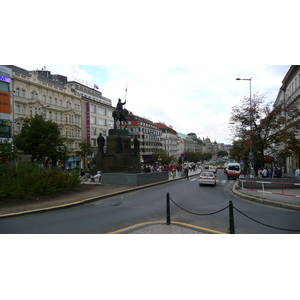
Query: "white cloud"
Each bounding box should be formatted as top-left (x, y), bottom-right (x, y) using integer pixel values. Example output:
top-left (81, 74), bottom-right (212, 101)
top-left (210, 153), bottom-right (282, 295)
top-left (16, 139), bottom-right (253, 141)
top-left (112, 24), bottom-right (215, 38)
top-left (17, 64), bottom-right (290, 144)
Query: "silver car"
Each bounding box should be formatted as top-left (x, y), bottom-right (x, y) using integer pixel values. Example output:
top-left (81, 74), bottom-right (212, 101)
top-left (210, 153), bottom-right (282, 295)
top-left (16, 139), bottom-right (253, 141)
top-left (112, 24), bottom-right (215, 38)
top-left (199, 172), bottom-right (216, 187)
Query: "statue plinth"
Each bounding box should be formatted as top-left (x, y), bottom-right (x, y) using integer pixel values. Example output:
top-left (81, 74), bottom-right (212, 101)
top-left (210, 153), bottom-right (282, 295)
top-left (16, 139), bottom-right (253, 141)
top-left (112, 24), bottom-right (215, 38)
top-left (95, 129), bottom-right (140, 173)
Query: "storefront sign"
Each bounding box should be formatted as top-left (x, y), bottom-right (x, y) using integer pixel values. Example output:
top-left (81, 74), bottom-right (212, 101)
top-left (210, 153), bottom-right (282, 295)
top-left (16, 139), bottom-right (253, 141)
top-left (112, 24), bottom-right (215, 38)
top-left (0, 91), bottom-right (11, 114)
top-left (0, 75), bottom-right (11, 83)
top-left (86, 102), bottom-right (91, 143)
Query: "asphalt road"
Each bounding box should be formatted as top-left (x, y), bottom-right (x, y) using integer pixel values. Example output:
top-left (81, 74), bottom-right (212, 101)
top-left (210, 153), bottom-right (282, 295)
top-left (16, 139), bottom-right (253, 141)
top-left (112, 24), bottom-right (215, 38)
top-left (1, 171), bottom-right (300, 233)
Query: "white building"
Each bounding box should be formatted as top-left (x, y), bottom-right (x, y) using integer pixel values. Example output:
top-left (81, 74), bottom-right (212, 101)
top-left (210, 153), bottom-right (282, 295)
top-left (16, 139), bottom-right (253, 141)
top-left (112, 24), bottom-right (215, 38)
top-left (274, 65), bottom-right (300, 175)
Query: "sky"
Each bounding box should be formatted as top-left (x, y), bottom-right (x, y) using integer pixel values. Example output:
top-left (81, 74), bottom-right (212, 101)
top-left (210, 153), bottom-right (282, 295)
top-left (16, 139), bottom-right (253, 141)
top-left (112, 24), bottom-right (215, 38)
top-left (18, 64), bottom-right (291, 144)
top-left (6, 1), bottom-right (298, 145)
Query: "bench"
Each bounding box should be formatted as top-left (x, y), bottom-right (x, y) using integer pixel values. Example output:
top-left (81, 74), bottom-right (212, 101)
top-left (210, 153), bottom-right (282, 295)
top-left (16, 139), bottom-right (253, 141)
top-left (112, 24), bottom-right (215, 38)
top-left (90, 175), bottom-right (101, 182)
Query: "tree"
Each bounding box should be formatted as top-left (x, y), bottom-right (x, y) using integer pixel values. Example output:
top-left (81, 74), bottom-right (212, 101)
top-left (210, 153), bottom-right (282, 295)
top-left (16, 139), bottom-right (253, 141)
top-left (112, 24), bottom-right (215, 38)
top-left (0, 138), bottom-right (18, 163)
top-left (151, 150), bottom-right (171, 164)
top-left (230, 92), bottom-right (300, 168)
top-left (76, 140), bottom-right (94, 170)
top-left (218, 150), bottom-right (228, 158)
top-left (13, 115), bottom-right (69, 166)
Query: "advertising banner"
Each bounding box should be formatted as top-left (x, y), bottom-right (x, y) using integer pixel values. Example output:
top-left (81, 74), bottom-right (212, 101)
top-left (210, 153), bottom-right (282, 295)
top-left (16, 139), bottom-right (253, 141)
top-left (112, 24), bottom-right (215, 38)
top-left (0, 91), bottom-right (11, 114)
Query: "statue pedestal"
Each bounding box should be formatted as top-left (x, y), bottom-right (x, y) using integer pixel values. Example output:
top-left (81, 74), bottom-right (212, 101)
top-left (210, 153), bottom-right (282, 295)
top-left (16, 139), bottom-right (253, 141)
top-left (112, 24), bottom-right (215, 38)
top-left (95, 129), bottom-right (140, 173)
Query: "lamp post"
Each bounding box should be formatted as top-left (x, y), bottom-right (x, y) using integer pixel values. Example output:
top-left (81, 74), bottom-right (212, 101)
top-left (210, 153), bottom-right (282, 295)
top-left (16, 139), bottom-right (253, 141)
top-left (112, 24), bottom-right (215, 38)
top-left (236, 77), bottom-right (253, 175)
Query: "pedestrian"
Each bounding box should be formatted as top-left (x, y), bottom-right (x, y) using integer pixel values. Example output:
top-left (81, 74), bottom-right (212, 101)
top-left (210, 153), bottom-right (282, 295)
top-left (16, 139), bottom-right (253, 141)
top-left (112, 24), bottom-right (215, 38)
top-left (171, 167), bottom-right (176, 179)
top-left (96, 169), bottom-right (102, 182)
top-left (258, 169), bottom-right (262, 178)
top-left (295, 168), bottom-right (300, 180)
top-left (80, 169), bottom-right (85, 176)
top-left (262, 168), bottom-right (268, 178)
top-left (276, 167), bottom-right (282, 178)
top-left (184, 165), bottom-right (189, 180)
top-left (268, 167), bottom-right (272, 178)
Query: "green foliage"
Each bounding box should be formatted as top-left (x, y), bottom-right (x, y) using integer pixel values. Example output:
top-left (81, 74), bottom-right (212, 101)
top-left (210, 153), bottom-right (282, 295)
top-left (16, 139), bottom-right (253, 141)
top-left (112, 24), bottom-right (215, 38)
top-left (184, 151), bottom-right (212, 162)
top-left (230, 92), bottom-right (300, 167)
top-left (76, 140), bottom-right (94, 170)
top-left (150, 150), bottom-right (171, 164)
top-left (218, 150), bottom-right (228, 157)
top-left (0, 162), bottom-right (80, 200)
top-left (0, 138), bottom-right (18, 162)
top-left (13, 114), bottom-right (69, 166)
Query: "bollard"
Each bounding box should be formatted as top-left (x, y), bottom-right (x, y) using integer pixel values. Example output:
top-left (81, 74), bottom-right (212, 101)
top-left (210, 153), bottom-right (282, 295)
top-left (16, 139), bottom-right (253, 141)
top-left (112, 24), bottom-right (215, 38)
top-left (229, 200), bottom-right (235, 234)
top-left (166, 192), bottom-right (171, 225)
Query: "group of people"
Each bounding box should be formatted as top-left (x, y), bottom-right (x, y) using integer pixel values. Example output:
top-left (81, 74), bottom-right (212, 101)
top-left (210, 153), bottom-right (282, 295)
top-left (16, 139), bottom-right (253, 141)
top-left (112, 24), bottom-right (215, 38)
top-left (257, 166), bottom-right (283, 178)
top-left (80, 168), bottom-right (102, 182)
top-left (142, 163), bottom-right (196, 179)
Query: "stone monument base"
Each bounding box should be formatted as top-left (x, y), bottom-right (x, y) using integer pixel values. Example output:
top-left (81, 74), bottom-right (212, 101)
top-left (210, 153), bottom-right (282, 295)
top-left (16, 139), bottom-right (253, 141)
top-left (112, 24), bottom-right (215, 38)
top-left (102, 172), bottom-right (169, 186)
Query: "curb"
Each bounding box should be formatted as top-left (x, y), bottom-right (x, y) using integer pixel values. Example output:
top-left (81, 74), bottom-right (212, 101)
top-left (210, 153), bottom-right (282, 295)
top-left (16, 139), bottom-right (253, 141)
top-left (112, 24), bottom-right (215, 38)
top-left (107, 221), bottom-right (226, 234)
top-left (232, 181), bottom-right (300, 211)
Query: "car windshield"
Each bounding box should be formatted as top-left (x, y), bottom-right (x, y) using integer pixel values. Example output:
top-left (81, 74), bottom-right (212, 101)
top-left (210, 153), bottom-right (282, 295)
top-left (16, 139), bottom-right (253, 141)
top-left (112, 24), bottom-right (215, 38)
top-left (228, 166), bottom-right (239, 171)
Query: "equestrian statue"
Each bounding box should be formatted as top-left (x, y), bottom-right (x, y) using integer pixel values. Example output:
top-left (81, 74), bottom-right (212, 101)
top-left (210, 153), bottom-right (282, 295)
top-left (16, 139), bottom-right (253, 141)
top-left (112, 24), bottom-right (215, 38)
top-left (112, 98), bottom-right (128, 129)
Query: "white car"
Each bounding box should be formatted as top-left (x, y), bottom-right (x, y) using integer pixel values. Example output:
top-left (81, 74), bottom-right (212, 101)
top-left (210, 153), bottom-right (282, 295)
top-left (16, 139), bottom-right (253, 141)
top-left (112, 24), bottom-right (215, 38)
top-left (199, 172), bottom-right (216, 187)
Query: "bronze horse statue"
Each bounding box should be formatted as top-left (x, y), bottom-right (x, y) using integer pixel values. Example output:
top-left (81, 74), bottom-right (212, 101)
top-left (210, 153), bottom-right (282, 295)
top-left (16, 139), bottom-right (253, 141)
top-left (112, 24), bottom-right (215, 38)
top-left (112, 108), bottom-right (129, 129)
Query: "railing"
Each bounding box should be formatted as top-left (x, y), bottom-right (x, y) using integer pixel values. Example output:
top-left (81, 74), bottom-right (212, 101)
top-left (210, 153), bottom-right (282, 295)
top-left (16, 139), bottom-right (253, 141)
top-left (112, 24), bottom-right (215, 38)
top-left (238, 179), bottom-right (300, 198)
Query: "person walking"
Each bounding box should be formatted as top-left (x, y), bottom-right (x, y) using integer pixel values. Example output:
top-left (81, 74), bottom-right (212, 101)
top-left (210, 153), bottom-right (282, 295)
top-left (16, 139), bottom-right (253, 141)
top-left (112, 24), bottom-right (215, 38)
top-left (184, 165), bottom-right (189, 180)
top-left (262, 168), bottom-right (268, 178)
top-left (276, 167), bottom-right (282, 178)
top-left (295, 168), bottom-right (300, 180)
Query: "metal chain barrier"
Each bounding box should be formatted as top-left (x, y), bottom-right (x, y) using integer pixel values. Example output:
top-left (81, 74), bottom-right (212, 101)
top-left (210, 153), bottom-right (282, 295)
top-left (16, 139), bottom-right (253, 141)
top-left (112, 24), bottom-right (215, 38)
top-left (233, 206), bottom-right (300, 232)
top-left (166, 193), bottom-right (300, 232)
top-left (169, 195), bottom-right (229, 216)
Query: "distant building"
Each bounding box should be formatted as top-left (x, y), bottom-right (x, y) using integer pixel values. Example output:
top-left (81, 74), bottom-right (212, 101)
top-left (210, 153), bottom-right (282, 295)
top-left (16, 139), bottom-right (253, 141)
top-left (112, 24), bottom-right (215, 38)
top-left (154, 122), bottom-right (178, 159)
top-left (126, 113), bottom-right (162, 163)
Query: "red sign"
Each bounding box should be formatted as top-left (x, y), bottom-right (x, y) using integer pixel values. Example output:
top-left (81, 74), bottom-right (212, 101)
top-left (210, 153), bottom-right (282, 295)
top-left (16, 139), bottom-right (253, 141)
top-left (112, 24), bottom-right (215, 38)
top-left (0, 91), bottom-right (11, 114)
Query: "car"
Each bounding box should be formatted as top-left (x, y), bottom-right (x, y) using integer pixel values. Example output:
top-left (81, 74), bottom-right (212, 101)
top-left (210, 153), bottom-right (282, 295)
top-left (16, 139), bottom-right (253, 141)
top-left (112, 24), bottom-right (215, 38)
top-left (226, 163), bottom-right (241, 180)
top-left (199, 171), bottom-right (217, 187)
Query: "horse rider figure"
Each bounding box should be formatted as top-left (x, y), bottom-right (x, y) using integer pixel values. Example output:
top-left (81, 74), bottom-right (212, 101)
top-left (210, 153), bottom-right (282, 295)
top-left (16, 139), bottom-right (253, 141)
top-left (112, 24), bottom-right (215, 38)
top-left (113, 98), bottom-right (128, 129)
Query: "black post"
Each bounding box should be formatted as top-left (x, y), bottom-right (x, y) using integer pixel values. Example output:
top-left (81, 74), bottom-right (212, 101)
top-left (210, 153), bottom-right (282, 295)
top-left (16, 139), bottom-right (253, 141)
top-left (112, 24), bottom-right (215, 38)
top-left (229, 200), bottom-right (235, 234)
top-left (166, 192), bottom-right (171, 225)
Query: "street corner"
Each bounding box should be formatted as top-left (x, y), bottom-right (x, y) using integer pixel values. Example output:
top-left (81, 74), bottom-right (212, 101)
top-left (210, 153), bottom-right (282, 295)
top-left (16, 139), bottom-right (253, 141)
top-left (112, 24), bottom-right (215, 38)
top-left (107, 221), bottom-right (226, 234)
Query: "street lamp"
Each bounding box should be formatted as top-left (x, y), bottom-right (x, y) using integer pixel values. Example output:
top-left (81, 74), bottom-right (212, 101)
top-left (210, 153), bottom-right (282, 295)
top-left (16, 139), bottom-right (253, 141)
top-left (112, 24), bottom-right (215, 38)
top-left (236, 77), bottom-right (253, 175)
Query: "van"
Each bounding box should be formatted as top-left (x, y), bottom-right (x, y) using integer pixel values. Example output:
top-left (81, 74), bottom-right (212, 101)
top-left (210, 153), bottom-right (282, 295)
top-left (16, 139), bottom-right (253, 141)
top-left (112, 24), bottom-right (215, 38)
top-left (226, 163), bottom-right (241, 180)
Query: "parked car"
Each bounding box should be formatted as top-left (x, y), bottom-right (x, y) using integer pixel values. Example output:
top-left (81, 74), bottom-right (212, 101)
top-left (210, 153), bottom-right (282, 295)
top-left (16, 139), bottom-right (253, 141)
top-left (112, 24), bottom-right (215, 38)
top-left (199, 171), bottom-right (217, 187)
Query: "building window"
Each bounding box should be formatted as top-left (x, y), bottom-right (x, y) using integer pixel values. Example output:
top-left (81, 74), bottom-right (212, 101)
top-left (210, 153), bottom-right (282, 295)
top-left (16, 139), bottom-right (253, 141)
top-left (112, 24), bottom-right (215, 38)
top-left (91, 127), bottom-right (97, 135)
top-left (91, 116), bottom-right (96, 124)
top-left (98, 118), bottom-right (105, 126)
top-left (22, 89), bottom-right (25, 97)
top-left (16, 88), bottom-right (20, 96)
top-left (98, 107), bottom-right (106, 115)
top-left (91, 105), bottom-right (96, 113)
top-left (60, 99), bottom-right (63, 106)
top-left (43, 95), bottom-right (46, 102)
